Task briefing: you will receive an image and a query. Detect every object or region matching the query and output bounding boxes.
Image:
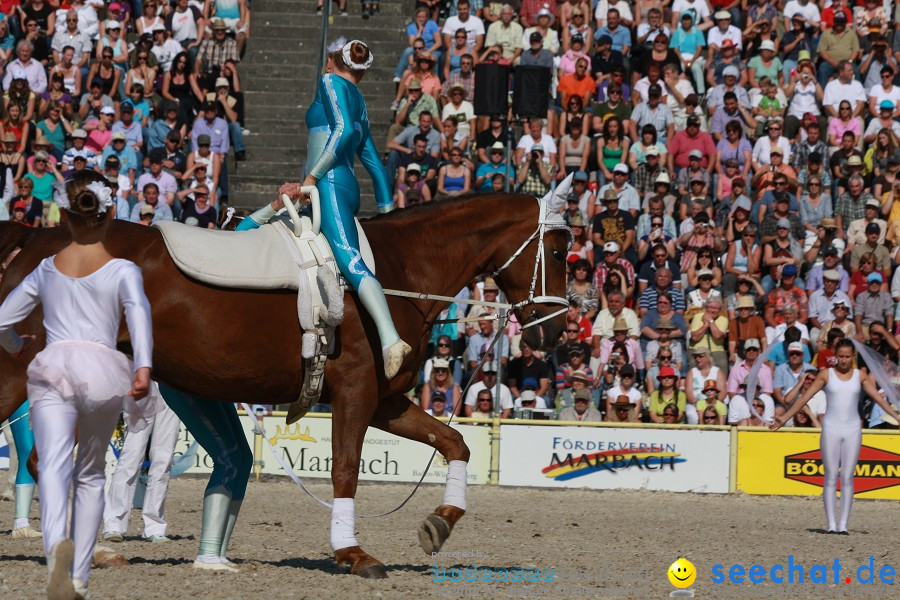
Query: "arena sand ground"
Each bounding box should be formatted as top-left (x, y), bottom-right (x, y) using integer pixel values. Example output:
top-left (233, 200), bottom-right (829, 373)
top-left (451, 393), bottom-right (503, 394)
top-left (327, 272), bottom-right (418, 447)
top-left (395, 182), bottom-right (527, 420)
top-left (2, 477), bottom-right (899, 599)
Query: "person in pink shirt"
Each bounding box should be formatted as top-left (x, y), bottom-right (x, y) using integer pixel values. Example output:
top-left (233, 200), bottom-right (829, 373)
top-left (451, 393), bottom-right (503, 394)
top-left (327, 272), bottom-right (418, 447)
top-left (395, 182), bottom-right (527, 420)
top-left (84, 106), bottom-right (115, 153)
top-left (727, 339), bottom-right (774, 397)
top-left (667, 114), bottom-right (718, 171)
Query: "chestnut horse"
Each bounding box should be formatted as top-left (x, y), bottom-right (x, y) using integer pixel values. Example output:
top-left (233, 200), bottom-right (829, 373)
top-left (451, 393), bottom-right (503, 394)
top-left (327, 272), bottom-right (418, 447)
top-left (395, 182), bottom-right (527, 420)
top-left (0, 194), bottom-right (569, 576)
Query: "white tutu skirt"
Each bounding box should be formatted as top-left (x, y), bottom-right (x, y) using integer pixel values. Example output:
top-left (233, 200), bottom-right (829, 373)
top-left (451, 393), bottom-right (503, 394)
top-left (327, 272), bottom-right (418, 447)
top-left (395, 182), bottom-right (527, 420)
top-left (27, 341), bottom-right (160, 433)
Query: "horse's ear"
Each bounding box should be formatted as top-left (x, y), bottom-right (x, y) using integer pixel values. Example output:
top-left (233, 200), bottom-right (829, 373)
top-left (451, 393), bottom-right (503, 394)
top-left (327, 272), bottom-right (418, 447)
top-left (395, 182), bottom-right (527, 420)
top-left (542, 173), bottom-right (574, 217)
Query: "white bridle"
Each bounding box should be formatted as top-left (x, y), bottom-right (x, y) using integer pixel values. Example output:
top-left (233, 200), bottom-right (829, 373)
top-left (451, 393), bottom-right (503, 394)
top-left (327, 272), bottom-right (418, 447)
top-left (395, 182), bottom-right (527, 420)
top-left (489, 194), bottom-right (571, 330)
top-left (382, 176), bottom-right (575, 332)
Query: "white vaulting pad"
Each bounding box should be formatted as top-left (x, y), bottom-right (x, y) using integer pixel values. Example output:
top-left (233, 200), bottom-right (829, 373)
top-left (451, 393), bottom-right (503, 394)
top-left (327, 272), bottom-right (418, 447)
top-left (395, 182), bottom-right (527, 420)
top-left (154, 218), bottom-right (375, 290)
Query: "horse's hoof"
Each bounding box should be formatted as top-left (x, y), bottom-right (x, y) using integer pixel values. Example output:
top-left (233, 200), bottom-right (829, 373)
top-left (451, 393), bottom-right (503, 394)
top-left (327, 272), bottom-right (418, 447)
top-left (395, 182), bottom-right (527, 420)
top-left (335, 546), bottom-right (388, 578)
top-left (357, 563), bottom-right (388, 579)
top-left (418, 513), bottom-right (451, 555)
top-left (93, 546), bottom-right (129, 568)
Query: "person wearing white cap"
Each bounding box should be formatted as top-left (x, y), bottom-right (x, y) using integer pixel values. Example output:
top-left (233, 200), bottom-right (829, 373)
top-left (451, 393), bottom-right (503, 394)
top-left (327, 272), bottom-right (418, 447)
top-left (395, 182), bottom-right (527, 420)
top-left (203, 75), bottom-right (246, 161)
top-left (151, 24), bottom-right (186, 73)
top-left (522, 8), bottom-right (560, 56)
top-left (705, 63), bottom-right (750, 113)
top-left (597, 163), bottom-right (640, 215)
top-left (746, 40), bottom-right (783, 91)
top-left (706, 10), bottom-right (741, 62)
top-left (808, 270), bottom-right (853, 345)
top-left (394, 162), bottom-right (432, 207)
top-left (514, 141), bottom-right (556, 196)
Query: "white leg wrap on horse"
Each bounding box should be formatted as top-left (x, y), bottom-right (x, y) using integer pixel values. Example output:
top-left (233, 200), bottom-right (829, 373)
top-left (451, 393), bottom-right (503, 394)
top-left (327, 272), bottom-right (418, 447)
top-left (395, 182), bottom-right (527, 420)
top-left (442, 460), bottom-right (468, 511)
top-left (330, 497), bottom-right (358, 551)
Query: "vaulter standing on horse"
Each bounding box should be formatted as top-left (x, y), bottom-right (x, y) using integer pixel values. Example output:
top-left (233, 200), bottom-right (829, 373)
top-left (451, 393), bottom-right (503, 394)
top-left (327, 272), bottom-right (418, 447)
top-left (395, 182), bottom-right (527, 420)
top-left (236, 39), bottom-right (411, 379)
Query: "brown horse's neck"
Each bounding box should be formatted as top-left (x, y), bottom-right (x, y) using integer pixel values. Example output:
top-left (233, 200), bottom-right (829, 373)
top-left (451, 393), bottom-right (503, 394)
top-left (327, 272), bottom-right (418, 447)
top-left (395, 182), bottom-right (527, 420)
top-left (364, 194), bottom-right (540, 313)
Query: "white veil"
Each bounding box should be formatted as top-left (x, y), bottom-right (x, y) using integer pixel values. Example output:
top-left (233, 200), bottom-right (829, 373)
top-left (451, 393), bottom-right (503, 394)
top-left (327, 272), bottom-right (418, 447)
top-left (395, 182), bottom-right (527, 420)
top-left (745, 335), bottom-right (900, 423)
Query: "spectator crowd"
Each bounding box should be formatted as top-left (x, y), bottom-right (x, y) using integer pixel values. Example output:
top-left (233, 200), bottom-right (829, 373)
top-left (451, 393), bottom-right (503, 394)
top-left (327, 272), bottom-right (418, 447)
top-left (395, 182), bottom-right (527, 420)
top-left (0, 0), bottom-right (248, 230)
top-left (393, 0), bottom-right (900, 430)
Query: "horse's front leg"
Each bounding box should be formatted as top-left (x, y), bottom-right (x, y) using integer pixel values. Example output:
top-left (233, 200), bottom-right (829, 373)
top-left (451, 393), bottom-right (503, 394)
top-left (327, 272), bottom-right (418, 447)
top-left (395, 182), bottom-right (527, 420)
top-left (370, 394), bottom-right (470, 555)
top-left (330, 375), bottom-right (387, 579)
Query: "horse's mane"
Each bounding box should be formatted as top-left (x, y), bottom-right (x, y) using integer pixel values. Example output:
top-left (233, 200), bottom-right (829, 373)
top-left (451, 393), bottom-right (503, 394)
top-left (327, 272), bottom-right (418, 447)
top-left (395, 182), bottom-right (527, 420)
top-left (362, 192), bottom-right (538, 225)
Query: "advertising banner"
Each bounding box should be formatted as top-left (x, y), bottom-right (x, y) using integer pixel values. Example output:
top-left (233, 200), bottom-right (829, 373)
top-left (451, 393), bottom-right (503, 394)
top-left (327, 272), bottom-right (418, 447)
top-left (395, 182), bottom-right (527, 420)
top-left (173, 416), bottom-right (491, 485)
top-left (498, 425), bottom-right (731, 493)
top-left (738, 430), bottom-right (900, 499)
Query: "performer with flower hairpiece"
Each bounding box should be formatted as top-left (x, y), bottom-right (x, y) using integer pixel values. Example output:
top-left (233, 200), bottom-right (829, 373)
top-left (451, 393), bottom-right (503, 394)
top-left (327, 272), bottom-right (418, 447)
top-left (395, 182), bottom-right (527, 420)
top-left (238, 38), bottom-right (411, 380)
top-left (0, 170), bottom-right (155, 599)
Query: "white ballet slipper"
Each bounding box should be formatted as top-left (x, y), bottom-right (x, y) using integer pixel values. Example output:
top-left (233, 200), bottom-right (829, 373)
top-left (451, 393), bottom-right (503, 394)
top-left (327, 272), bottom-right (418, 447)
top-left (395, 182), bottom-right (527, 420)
top-left (192, 555), bottom-right (240, 572)
top-left (11, 525), bottom-right (42, 539)
top-left (101, 531), bottom-right (123, 543)
top-left (383, 340), bottom-right (412, 379)
top-left (73, 578), bottom-right (91, 600)
top-left (47, 538), bottom-right (76, 600)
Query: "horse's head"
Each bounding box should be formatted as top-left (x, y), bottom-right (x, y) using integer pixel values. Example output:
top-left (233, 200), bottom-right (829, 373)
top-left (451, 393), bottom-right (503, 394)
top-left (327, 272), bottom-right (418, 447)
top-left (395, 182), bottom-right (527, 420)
top-left (493, 187), bottom-right (573, 354)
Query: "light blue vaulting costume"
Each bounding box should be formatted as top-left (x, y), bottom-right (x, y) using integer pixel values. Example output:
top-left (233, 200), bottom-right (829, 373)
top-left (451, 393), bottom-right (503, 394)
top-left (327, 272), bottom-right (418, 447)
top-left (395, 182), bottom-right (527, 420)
top-left (5, 401), bottom-right (38, 537)
top-left (237, 70), bottom-right (410, 378)
top-left (305, 72), bottom-right (393, 288)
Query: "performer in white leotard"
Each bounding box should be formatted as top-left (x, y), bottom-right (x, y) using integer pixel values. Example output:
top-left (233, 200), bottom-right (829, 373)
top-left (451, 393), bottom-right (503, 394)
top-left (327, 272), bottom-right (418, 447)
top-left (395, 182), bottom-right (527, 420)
top-left (0, 171), bottom-right (154, 600)
top-left (772, 339), bottom-right (900, 534)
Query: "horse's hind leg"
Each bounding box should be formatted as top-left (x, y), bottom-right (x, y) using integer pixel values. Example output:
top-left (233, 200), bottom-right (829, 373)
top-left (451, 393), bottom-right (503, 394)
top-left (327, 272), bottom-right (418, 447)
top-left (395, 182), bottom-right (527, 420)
top-left (156, 385), bottom-right (252, 572)
top-left (370, 395), bottom-right (470, 556)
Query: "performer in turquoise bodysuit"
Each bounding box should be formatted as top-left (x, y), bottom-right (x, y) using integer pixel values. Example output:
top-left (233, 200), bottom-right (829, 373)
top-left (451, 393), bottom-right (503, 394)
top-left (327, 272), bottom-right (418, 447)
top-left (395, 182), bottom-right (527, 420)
top-left (5, 402), bottom-right (39, 538)
top-left (238, 39), bottom-right (411, 379)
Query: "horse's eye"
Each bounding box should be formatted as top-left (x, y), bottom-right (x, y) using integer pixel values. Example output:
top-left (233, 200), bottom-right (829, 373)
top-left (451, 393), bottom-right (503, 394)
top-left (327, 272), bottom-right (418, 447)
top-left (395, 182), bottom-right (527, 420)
top-left (552, 250), bottom-right (566, 262)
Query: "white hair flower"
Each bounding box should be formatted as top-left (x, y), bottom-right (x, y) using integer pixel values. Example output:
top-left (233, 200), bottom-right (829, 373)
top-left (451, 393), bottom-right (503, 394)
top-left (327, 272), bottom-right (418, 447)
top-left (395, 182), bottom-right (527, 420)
top-left (342, 40), bottom-right (374, 70)
top-left (327, 36), bottom-right (347, 53)
top-left (86, 181), bottom-right (115, 212)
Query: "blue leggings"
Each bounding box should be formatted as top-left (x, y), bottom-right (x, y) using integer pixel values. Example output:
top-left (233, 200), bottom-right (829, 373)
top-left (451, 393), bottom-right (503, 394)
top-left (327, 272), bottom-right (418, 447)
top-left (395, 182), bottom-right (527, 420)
top-left (319, 167), bottom-right (375, 290)
top-left (9, 401), bottom-right (35, 486)
top-left (156, 385), bottom-right (251, 501)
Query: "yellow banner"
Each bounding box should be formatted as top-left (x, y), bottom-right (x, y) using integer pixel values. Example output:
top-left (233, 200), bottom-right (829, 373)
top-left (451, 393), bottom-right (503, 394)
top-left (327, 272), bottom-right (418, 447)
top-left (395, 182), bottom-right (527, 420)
top-left (737, 430), bottom-right (900, 500)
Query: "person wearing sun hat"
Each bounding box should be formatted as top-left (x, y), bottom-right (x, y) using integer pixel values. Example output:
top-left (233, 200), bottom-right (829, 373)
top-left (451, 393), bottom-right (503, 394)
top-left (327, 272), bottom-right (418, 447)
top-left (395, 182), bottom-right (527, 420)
top-left (475, 141), bottom-right (514, 192)
top-left (558, 388), bottom-right (603, 422)
top-left (647, 366), bottom-right (686, 423)
top-left (696, 378), bottom-right (727, 424)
